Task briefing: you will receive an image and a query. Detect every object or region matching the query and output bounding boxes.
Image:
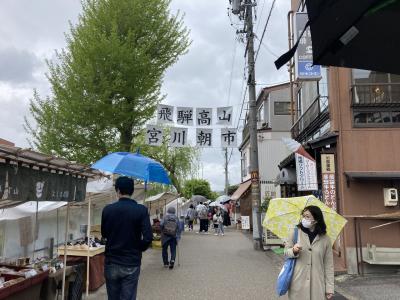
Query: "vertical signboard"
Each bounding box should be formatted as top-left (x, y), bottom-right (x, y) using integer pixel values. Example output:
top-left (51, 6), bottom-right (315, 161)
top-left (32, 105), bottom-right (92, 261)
top-left (295, 13), bottom-right (321, 81)
top-left (321, 154), bottom-right (337, 210)
top-left (241, 216), bottom-right (250, 230)
top-left (295, 153), bottom-right (318, 191)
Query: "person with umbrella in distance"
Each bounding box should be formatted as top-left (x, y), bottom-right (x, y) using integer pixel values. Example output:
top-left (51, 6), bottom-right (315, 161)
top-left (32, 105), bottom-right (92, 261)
top-left (161, 206), bottom-right (181, 269)
top-left (284, 205), bottom-right (334, 300)
top-left (101, 176), bottom-right (153, 300)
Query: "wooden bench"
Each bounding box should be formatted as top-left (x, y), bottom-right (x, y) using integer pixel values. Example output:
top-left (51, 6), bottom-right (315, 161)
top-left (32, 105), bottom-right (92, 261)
top-left (363, 243), bottom-right (400, 265)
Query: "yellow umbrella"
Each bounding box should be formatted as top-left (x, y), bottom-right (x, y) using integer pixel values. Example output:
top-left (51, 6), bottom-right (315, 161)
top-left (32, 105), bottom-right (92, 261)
top-left (262, 195), bottom-right (347, 243)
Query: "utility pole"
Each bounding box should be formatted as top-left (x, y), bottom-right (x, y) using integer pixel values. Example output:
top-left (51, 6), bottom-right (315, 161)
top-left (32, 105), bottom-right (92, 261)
top-left (230, 0), bottom-right (263, 250)
top-left (224, 148), bottom-right (229, 194)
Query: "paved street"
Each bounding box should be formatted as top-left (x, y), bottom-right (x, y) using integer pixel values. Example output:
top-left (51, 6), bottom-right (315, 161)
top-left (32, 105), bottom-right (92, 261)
top-left (90, 226), bottom-right (286, 300)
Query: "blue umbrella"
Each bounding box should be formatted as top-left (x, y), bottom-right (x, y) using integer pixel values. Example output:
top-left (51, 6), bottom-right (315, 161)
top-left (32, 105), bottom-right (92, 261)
top-left (91, 152), bottom-right (171, 185)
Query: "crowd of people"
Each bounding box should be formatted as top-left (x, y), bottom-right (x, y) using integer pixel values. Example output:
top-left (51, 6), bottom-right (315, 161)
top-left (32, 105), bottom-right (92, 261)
top-left (185, 201), bottom-right (231, 236)
top-left (101, 176), bottom-right (334, 300)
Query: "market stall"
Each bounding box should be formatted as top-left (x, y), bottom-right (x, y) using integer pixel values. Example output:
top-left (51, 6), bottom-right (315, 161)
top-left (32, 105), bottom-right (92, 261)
top-left (0, 144), bottom-right (101, 299)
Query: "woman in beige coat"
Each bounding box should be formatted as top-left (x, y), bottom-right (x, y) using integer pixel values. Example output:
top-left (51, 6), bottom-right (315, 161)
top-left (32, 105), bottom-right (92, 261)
top-left (284, 205), bottom-right (334, 300)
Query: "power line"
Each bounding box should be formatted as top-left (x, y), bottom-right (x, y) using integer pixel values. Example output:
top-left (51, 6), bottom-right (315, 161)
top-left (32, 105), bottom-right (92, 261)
top-left (255, 0), bottom-right (277, 62)
top-left (227, 38), bottom-right (238, 106)
top-left (254, 0), bottom-right (267, 35)
top-left (254, 34), bottom-right (278, 58)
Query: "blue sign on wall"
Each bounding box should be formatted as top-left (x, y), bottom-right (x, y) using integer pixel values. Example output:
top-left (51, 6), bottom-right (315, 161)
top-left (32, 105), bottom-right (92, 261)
top-left (295, 13), bottom-right (321, 80)
top-left (297, 61), bottom-right (321, 78)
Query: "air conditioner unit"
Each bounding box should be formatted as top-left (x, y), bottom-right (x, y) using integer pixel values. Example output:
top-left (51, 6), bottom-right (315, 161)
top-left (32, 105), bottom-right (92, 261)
top-left (383, 188), bottom-right (398, 206)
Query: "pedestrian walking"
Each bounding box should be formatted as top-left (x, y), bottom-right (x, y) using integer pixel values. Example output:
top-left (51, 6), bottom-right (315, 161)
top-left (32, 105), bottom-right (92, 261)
top-left (284, 205), bottom-right (334, 300)
top-left (186, 204), bottom-right (196, 231)
top-left (212, 207), bottom-right (219, 234)
top-left (101, 176), bottom-right (153, 300)
top-left (214, 207), bottom-right (225, 236)
top-left (161, 206), bottom-right (181, 269)
top-left (196, 202), bottom-right (209, 234)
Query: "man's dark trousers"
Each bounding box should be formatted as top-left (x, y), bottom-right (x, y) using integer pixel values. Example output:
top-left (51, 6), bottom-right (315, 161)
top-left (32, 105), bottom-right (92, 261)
top-left (104, 264), bottom-right (141, 300)
top-left (162, 238), bottom-right (177, 265)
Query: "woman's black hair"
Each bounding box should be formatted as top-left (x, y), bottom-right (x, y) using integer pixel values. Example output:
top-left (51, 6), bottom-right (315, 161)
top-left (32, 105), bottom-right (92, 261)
top-left (299, 205), bottom-right (327, 235)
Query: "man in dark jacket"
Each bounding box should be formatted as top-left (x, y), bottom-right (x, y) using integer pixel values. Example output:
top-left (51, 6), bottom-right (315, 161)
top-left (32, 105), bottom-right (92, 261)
top-left (101, 176), bottom-right (152, 300)
top-left (160, 206), bottom-right (181, 269)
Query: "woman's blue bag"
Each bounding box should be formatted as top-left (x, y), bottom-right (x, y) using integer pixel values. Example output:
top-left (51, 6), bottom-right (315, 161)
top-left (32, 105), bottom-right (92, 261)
top-left (276, 227), bottom-right (298, 296)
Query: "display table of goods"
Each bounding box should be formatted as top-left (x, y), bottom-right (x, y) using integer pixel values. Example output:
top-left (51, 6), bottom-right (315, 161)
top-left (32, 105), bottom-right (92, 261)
top-left (58, 238), bottom-right (105, 257)
top-left (58, 238), bottom-right (105, 292)
top-left (0, 264), bottom-right (49, 300)
top-left (151, 220), bottom-right (162, 249)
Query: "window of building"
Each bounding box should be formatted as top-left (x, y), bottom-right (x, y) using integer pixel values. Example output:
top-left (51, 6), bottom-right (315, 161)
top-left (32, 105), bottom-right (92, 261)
top-left (354, 110), bottom-right (400, 126)
top-left (258, 103), bottom-right (264, 121)
top-left (352, 70), bottom-right (400, 105)
top-left (274, 102), bottom-right (291, 115)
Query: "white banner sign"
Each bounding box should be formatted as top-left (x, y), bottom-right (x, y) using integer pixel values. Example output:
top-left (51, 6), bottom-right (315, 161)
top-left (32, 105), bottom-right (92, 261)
top-left (217, 106), bottom-right (233, 125)
top-left (169, 127), bottom-right (188, 147)
top-left (241, 216), bottom-right (250, 230)
top-left (176, 107), bottom-right (194, 126)
top-left (221, 128), bottom-right (237, 148)
top-left (196, 128), bottom-right (213, 148)
top-left (295, 153), bottom-right (318, 191)
top-left (157, 105), bottom-right (174, 124)
top-left (196, 108), bottom-right (212, 126)
top-left (146, 125), bottom-right (163, 146)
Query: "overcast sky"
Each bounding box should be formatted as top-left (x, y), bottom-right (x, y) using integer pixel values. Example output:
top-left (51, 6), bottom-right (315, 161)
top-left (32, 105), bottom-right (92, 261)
top-left (0, 0), bottom-right (289, 191)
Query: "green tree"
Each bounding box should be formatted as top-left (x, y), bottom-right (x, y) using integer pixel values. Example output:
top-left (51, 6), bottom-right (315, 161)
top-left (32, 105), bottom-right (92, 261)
top-left (26, 0), bottom-right (190, 164)
top-left (227, 184), bottom-right (239, 196)
top-left (182, 179), bottom-right (215, 200)
top-left (132, 126), bottom-right (199, 195)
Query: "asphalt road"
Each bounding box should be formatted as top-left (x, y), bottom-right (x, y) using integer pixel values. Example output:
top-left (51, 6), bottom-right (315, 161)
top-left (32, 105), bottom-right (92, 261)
top-left (90, 226), bottom-right (286, 300)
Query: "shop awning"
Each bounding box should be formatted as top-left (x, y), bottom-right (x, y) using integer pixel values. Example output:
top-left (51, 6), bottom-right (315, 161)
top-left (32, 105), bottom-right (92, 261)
top-left (145, 192), bottom-right (178, 204)
top-left (278, 152), bottom-right (295, 170)
top-left (345, 171), bottom-right (400, 180)
top-left (0, 201), bottom-right (67, 221)
top-left (231, 180), bottom-right (251, 201)
top-left (308, 132), bottom-right (338, 149)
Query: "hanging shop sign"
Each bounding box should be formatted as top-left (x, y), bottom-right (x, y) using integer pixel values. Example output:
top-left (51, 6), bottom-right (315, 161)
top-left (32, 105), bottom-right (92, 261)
top-left (295, 13), bottom-right (321, 81)
top-left (295, 153), bottom-right (318, 191)
top-left (0, 163), bottom-right (87, 202)
top-left (157, 104), bottom-right (174, 124)
top-left (150, 105), bottom-right (238, 148)
top-left (321, 154), bottom-right (337, 210)
top-left (196, 128), bottom-right (213, 148)
top-left (146, 125), bottom-right (164, 146)
top-left (196, 108), bottom-right (213, 126)
top-left (169, 127), bottom-right (188, 147)
top-left (221, 128), bottom-right (237, 148)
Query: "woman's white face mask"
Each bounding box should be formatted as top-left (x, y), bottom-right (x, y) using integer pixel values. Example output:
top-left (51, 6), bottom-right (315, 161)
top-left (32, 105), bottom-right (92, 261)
top-left (301, 218), bottom-right (314, 228)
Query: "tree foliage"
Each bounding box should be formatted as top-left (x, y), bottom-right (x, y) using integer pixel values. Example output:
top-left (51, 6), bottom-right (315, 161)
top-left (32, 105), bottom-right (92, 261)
top-left (182, 179), bottom-right (216, 200)
top-left (227, 184), bottom-right (239, 196)
top-left (132, 126), bottom-right (199, 195)
top-left (26, 0), bottom-right (190, 164)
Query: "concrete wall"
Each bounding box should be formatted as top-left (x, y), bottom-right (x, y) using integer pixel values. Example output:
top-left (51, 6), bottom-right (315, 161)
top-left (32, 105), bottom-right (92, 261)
top-left (266, 88), bottom-right (292, 132)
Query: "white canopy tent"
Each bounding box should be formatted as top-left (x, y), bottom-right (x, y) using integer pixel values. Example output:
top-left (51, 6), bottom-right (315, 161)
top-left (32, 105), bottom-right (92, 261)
top-left (145, 192), bottom-right (178, 220)
top-left (0, 201), bottom-right (67, 221)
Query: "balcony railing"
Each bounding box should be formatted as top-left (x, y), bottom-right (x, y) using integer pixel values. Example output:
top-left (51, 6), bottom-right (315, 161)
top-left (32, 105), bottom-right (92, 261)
top-left (352, 83), bottom-right (400, 107)
top-left (291, 95), bottom-right (329, 143)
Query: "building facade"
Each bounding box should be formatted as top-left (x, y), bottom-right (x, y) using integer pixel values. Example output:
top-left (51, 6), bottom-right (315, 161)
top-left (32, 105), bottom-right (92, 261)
top-left (282, 0), bottom-right (400, 274)
top-left (237, 83), bottom-right (292, 229)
